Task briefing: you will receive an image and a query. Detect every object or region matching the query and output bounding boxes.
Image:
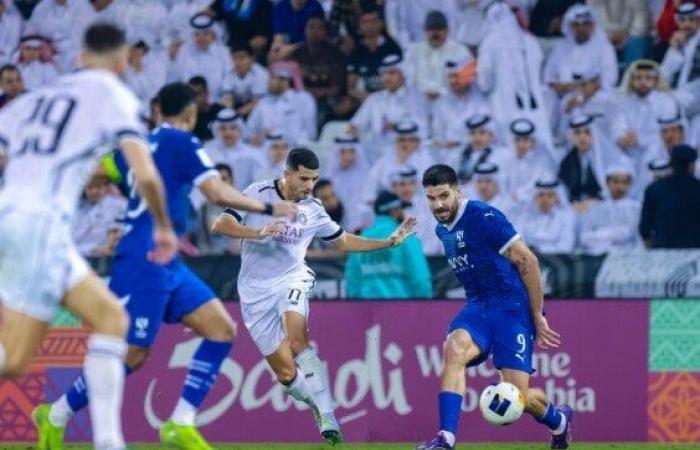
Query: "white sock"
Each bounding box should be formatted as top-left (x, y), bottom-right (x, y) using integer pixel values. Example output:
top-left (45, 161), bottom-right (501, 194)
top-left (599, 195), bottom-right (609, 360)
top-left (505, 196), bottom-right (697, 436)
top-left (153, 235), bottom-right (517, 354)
top-left (49, 395), bottom-right (73, 427)
top-left (295, 347), bottom-right (334, 415)
top-left (0, 342), bottom-right (5, 374)
top-left (171, 398), bottom-right (197, 426)
top-left (282, 367), bottom-right (315, 406)
top-left (552, 412), bottom-right (568, 435)
top-left (84, 334), bottom-right (127, 450)
top-left (439, 430), bottom-right (456, 447)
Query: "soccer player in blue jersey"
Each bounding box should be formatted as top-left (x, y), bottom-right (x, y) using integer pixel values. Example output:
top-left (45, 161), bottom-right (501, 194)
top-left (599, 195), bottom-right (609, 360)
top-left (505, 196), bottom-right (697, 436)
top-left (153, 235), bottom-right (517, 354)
top-left (415, 165), bottom-right (573, 450)
top-left (33, 82), bottom-right (297, 450)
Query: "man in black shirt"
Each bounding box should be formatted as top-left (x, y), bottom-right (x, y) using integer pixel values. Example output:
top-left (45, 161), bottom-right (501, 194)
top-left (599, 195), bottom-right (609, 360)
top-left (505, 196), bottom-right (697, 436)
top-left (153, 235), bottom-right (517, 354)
top-left (189, 76), bottom-right (223, 142)
top-left (640, 144), bottom-right (700, 248)
top-left (347, 7), bottom-right (402, 103)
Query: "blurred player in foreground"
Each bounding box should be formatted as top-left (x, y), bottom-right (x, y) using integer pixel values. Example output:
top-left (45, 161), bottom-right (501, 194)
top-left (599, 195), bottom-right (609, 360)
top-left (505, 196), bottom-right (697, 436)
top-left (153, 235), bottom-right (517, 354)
top-left (416, 165), bottom-right (573, 450)
top-left (0, 23), bottom-right (176, 450)
top-left (34, 82), bottom-right (297, 450)
top-left (211, 148), bottom-right (415, 445)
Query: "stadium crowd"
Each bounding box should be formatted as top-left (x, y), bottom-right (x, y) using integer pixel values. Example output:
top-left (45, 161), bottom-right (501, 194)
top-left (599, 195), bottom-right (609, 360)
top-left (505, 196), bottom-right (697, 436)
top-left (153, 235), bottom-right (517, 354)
top-left (0, 0), bottom-right (699, 260)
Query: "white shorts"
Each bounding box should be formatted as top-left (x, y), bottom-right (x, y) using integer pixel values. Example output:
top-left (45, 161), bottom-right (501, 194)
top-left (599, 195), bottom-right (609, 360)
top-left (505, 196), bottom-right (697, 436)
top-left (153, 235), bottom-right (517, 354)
top-left (0, 206), bottom-right (90, 322)
top-left (240, 280), bottom-right (314, 356)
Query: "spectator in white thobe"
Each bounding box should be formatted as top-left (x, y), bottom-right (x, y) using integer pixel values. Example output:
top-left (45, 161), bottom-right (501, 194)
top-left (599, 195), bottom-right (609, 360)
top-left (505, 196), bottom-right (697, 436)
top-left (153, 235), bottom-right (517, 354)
top-left (661, 2), bottom-right (700, 90)
top-left (362, 120), bottom-right (435, 208)
top-left (124, 40), bottom-right (167, 110)
top-left (431, 58), bottom-right (489, 158)
top-left (477, 1), bottom-right (553, 150)
top-left (579, 163), bottom-right (641, 255)
top-left (454, 114), bottom-right (510, 188)
top-left (16, 36), bottom-right (58, 90)
top-left (500, 118), bottom-right (557, 204)
top-left (205, 108), bottom-right (264, 192)
top-left (112, 0), bottom-right (167, 49)
top-left (73, 175), bottom-right (127, 257)
top-left (254, 131), bottom-right (291, 181)
top-left (518, 178), bottom-right (577, 254)
top-left (544, 4), bottom-right (618, 96)
top-left (327, 133), bottom-right (371, 231)
top-left (0, 1), bottom-right (22, 66)
top-left (349, 53), bottom-right (429, 163)
top-left (246, 67), bottom-right (317, 146)
top-left (390, 166), bottom-right (443, 255)
top-left (220, 43), bottom-right (269, 118)
top-left (169, 13), bottom-right (229, 101)
top-left (472, 162), bottom-right (517, 217)
top-left (27, 0), bottom-right (96, 73)
top-left (384, 0), bottom-right (461, 51)
top-left (404, 10), bottom-right (472, 101)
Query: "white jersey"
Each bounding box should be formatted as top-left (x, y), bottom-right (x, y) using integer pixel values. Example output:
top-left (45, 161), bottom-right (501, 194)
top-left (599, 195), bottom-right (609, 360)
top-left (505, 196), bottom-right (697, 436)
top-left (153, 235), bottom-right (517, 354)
top-left (0, 69), bottom-right (143, 218)
top-left (229, 180), bottom-right (344, 303)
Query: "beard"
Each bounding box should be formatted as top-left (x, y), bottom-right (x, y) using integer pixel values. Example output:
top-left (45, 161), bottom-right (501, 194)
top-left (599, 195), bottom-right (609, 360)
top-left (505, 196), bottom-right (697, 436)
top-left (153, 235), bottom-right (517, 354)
top-left (433, 202), bottom-right (459, 223)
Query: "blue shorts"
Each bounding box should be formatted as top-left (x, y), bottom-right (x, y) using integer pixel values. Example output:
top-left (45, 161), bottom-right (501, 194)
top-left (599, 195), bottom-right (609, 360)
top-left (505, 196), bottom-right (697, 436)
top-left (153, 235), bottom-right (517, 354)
top-left (109, 256), bottom-right (216, 347)
top-left (447, 302), bottom-right (535, 374)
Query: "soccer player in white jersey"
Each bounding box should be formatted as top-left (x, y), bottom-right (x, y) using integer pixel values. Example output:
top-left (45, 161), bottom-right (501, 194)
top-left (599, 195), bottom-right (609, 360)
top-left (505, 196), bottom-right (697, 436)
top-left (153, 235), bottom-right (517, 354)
top-left (0, 23), bottom-right (177, 450)
top-left (212, 148), bottom-right (416, 445)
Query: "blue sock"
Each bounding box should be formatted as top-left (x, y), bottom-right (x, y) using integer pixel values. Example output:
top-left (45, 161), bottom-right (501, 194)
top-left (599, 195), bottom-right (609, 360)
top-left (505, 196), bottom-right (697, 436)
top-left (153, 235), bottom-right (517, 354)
top-left (181, 339), bottom-right (232, 408)
top-left (536, 403), bottom-right (563, 430)
top-left (65, 364), bottom-right (133, 412)
top-left (438, 391), bottom-right (463, 435)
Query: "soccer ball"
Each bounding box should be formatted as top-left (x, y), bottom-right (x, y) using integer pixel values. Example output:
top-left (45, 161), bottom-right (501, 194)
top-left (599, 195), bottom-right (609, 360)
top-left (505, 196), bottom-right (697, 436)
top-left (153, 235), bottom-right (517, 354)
top-left (479, 382), bottom-right (525, 426)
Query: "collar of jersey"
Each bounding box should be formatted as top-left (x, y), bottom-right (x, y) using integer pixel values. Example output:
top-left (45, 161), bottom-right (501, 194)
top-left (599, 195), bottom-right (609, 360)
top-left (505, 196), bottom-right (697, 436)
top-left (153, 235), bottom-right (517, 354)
top-left (445, 199), bottom-right (468, 232)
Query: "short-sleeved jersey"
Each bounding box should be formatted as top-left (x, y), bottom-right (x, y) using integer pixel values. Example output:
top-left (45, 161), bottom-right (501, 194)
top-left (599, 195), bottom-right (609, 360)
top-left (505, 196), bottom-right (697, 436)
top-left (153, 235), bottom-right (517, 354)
top-left (437, 199), bottom-right (528, 311)
top-left (114, 124), bottom-right (217, 259)
top-left (0, 69), bottom-right (144, 217)
top-left (226, 179), bottom-right (344, 303)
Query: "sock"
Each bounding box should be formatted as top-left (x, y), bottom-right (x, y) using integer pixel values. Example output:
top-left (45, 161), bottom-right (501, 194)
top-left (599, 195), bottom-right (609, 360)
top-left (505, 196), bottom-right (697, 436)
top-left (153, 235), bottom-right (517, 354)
top-left (171, 398), bottom-right (198, 426)
top-left (0, 342), bottom-right (5, 374)
top-left (295, 347), bottom-right (334, 415)
top-left (438, 391), bottom-right (463, 447)
top-left (282, 368), bottom-right (315, 406)
top-left (536, 403), bottom-right (565, 433)
top-left (176, 339), bottom-right (232, 424)
top-left (84, 334), bottom-right (127, 450)
top-left (58, 364), bottom-right (134, 427)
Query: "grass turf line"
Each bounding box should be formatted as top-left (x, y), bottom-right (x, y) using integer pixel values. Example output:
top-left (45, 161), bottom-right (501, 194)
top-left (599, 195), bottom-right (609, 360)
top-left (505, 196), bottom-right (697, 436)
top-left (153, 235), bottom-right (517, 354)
top-left (2, 444), bottom-right (698, 449)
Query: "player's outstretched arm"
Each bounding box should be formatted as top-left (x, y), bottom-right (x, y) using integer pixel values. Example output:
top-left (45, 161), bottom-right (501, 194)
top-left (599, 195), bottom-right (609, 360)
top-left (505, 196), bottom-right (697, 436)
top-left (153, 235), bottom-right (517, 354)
top-left (199, 177), bottom-right (297, 219)
top-left (210, 212), bottom-right (285, 240)
top-left (120, 139), bottom-right (176, 264)
top-left (334, 217), bottom-right (417, 252)
top-left (503, 239), bottom-right (561, 350)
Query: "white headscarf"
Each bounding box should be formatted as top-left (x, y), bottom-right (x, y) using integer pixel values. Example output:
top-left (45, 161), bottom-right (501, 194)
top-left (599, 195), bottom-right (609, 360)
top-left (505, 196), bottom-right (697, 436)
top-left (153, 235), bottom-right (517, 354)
top-left (328, 134), bottom-right (370, 205)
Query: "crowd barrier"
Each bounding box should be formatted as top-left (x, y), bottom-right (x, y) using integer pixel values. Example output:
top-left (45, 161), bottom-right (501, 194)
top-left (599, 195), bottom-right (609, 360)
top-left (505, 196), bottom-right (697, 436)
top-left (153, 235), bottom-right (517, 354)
top-left (1, 299), bottom-right (698, 443)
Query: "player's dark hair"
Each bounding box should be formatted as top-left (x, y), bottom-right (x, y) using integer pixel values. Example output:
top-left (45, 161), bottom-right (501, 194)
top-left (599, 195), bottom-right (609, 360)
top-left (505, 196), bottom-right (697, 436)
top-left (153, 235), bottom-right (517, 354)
top-left (215, 163), bottom-right (233, 179)
top-left (313, 178), bottom-right (333, 196)
top-left (157, 82), bottom-right (195, 117)
top-left (422, 164), bottom-right (458, 187)
top-left (188, 75), bottom-right (208, 91)
top-left (83, 23), bottom-right (127, 53)
top-left (0, 64), bottom-right (19, 78)
top-left (286, 147), bottom-right (320, 171)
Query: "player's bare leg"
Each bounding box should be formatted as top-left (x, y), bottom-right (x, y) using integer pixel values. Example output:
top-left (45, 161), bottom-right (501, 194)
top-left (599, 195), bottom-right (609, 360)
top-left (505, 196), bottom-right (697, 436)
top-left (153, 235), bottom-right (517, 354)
top-left (159, 299), bottom-right (236, 450)
top-left (62, 273), bottom-right (129, 450)
top-left (0, 307), bottom-right (51, 378)
top-left (284, 310), bottom-right (341, 444)
top-left (417, 329), bottom-right (481, 450)
top-left (501, 369), bottom-right (573, 449)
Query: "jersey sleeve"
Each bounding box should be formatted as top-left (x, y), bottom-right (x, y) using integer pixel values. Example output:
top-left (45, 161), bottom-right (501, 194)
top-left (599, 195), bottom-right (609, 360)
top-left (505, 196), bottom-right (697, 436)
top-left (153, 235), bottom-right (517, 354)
top-left (176, 135), bottom-right (219, 187)
top-left (481, 207), bottom-right (520, 255)
top-left (313, 204), bottom-right (345, 242)
top-left (104, 82), bottom-right (146, 144)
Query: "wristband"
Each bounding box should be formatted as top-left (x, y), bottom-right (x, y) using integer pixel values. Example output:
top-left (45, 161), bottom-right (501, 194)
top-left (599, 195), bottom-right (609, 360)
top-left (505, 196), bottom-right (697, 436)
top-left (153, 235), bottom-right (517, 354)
top-left (262, 202), bottom-right (274, 215)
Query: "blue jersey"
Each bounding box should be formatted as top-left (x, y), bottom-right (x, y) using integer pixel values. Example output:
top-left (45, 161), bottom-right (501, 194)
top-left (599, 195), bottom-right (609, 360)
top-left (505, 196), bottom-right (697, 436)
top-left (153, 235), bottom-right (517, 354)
top-left (437, 200), bottom-right (528, 311)
top-left (114, 124), bottom-right (216, 259)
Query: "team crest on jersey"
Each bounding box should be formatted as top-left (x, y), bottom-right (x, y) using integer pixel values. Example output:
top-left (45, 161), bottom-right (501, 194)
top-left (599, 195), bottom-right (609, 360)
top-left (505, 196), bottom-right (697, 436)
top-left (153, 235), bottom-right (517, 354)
top-left (134, 317), bottom-right (149, 339)
top-left (457, 230), bottom-right (466, 249)
top-left (298, 212), bottom-right (308, 225)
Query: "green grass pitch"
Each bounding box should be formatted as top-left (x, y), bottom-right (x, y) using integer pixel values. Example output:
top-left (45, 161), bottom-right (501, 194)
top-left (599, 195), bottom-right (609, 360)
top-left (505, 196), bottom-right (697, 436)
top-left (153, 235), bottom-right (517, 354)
top-left (2, 444), bottom-right (698, 449)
